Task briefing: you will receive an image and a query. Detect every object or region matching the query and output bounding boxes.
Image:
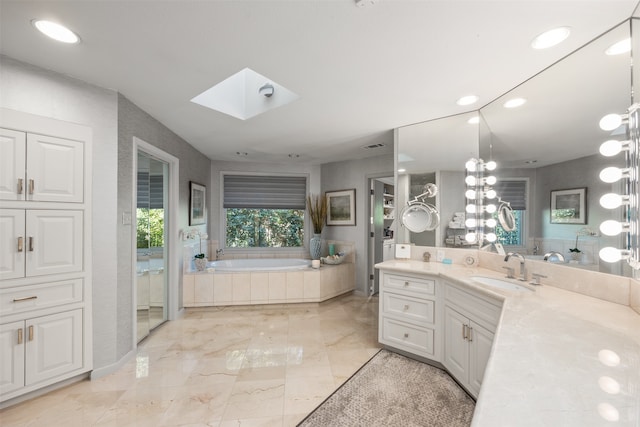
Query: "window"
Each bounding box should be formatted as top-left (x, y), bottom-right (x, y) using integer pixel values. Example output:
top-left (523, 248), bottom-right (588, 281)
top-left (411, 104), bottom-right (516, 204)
top-left (493, 179), bottom-right (527, 247)
top-left (223, 174), bottom-right (306, 248)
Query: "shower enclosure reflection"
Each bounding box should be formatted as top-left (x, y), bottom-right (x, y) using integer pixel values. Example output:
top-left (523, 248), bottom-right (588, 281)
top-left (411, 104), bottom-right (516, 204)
top-left (136, 152), bottom-right (168, 342)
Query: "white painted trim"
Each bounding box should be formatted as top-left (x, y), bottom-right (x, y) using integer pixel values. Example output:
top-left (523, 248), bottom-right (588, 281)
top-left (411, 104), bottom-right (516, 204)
top-left (89, 348), bottom-right (136, 380)
top-left (132, 137), bottom-right (180, 349)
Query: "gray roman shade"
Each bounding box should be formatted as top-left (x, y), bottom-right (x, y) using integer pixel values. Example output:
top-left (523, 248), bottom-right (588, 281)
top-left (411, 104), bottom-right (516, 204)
top-left (137, 172), bottom-right (164, 209)
top-left (493, 180), bottom-right (527, 210)
top-left (224, 174), bottom-right (307, 209)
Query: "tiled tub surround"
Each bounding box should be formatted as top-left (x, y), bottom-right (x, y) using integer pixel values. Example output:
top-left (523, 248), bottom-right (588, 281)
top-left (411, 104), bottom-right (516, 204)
top-left (376, 259), bottom-right (640, 426)
top-left (184, 262), bottom-right (355, 306)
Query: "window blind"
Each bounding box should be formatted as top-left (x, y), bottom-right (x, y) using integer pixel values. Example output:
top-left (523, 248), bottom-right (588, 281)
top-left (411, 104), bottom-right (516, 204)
top-left (137, 172), bottom-right (164, 209)
top-left (223, 175), bottom-right (307, 209)
top-left (493, 180), bottom-right (527, 210)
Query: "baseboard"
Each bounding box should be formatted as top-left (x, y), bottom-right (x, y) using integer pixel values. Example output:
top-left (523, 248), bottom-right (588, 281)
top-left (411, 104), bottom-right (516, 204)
top-left (90, 348), bottom-right (136, 380)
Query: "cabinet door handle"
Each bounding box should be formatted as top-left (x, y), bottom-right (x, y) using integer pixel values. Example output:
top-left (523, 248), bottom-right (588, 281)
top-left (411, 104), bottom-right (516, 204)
top-left (17, 178), bottom-right (23, 195)
top-left (28, 179), bottom-right (34, 195)
top-left (17, 328), bottom-right (23, 345)
top-left (462, 324), bottom-right (468, 340)
top-left (28, 237), bottom-right (34, 252)
top-left (13, 295), bottom-right (37, 302)
top-left (28, 325), bottom-right (34, 341)
top-left (468, 326), bottom-right (473, 342)
top-left (17, 237), bottom-right (23, 252)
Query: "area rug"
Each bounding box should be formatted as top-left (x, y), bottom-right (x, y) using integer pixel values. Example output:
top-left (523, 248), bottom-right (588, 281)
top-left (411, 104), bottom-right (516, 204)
top-left (297, 349), bottom-right (475, 427)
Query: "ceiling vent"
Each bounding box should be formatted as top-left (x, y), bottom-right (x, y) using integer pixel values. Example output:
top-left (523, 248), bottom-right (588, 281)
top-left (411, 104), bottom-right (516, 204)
top-left (362, 143), bottom-right (386, 150)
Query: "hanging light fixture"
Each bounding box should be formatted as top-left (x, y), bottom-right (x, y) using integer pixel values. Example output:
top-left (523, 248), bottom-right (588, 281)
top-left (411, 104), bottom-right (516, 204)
top-left (598, 104), bottom-right (640, 269)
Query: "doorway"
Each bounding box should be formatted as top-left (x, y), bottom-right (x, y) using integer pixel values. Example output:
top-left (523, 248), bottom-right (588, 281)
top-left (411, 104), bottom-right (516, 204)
top-left (367, 176), bottom-right (394, 296)
top-left (133, 138), bottom-right (179, 344)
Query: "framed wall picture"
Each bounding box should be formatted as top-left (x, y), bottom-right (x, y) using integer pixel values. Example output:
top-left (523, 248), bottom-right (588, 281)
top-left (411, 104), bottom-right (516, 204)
top-left (550, 187), bottom-right (587, 224)
top-left (189, 181), bottom-right (206, 225)
top-left (326, 189), bottom-right (356, 226)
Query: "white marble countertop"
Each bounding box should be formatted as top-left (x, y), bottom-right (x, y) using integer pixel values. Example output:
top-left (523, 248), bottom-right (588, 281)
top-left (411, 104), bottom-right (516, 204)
top-left (375, 260), bottom-right (640, 426)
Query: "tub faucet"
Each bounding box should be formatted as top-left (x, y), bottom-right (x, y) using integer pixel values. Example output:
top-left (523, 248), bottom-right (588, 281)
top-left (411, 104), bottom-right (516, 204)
top-left (504, 252), bottom-right (527, 281)
top-left (215, 249), bottom-right (224, 260)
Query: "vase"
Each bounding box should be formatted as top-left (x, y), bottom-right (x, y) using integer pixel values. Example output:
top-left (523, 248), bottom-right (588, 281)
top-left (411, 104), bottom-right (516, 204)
top-left (310, 233), bottom-right (322, 260)
top-left (194, 257), bottom-right (208, 271)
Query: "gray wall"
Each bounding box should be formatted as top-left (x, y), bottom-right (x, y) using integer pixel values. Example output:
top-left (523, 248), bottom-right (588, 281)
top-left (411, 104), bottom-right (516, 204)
top-left (117, 94), bottom-right (211, 357)
top-left (321, 154), bottom-right (394, 294)
top-left (0, 56), bottom-right (120, 370)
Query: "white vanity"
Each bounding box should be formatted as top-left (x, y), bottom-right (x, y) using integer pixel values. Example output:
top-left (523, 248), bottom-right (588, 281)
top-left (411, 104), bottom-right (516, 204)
top-left (376, 259), bottom-right (640, 426)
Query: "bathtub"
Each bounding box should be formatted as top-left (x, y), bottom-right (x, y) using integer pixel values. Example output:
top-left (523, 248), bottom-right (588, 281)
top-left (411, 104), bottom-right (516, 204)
top-left (207, 258), bottom-right (311, 272)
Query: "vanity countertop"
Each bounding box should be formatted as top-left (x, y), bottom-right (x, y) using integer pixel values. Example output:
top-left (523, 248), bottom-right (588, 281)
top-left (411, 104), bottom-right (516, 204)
top-left (375, 260), bottom-right (640, 426)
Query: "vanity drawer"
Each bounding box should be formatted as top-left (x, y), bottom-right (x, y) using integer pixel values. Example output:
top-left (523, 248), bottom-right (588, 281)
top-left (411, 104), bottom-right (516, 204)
top-left (383, 292), bottom-right (434, 324)
top-left (444, 281), bottom-right (501, 329)
top-left (381, 316), bottom-right (434, 357)
top-left (0, 279), bottom-right (83, 316)
top-left (384, 274), bottom-right (435, 295)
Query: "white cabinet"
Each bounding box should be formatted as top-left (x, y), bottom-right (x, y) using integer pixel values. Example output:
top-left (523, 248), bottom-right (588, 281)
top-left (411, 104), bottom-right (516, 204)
top-left (0, 209), bottom-right (83, 280)
top-left (379, 271), bottom-right (440, 360)
top-left (443, 281), bottom-right (501, 397)
top-left (0, 128), bottom-right (84, 203)
top-left (0, 310), bottom-right (82, 396)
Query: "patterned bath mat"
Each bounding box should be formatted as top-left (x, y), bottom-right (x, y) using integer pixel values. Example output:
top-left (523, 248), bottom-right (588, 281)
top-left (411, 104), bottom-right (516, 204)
top-left (297, 349), bottom-right (475, 427)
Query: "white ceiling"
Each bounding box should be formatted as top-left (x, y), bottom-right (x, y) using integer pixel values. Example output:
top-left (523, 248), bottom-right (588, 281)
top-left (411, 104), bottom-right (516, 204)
top-left (1, 1), bottom-right (639, 165)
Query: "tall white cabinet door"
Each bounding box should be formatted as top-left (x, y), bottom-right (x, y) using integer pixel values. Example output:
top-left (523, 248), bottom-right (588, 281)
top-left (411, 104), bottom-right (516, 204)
top-left (25, 210), bottom-right (83, 277)
top-left (25, 310), bottom-right (82, 386)
top-left (0, 210), bottom-right (25, 280)
top-left (0, 129), bottom-right (26, 201)
top-left (0, 320), bottom-right (26, 396)
top-left (26, 134), bottom-right (83, 203)
top-left (468, 321), bottom-right (495, 396)
top-left (443, 306), bottom-right (469, 384)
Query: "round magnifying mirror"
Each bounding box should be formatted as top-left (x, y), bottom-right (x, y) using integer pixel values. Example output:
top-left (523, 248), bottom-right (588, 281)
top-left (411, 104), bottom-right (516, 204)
top-left (424, 204), bottom-right (440, 231)
top-left (497, 202), bottom-right (516, 232)
top-left (401, 203), bottom-right (432, 233)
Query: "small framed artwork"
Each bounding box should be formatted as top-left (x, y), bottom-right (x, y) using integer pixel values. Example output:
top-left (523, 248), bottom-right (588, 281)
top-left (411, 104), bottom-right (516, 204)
top-left (326, 189), bottom-right (356, 226)
top-left (189, 181), bottom-right (207, 225)
top-left (550, 187), bottom-right (587, 224)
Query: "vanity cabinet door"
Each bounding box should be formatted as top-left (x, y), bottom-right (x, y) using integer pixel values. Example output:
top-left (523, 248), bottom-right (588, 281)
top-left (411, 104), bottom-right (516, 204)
top-left (443, 305), bottom-right (469, 383)
top-left (0, 320), bottom-right (26, 396)
top-left (0, 129), bottom-right (26, 201)
top-left (468, 320), bottom-right (494, 396)
top-left (0, 209), bottom-right (25, 281)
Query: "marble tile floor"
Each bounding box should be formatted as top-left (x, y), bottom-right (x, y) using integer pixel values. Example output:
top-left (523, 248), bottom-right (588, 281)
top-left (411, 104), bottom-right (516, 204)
top-left (1, 293), bottom-right (381, 427)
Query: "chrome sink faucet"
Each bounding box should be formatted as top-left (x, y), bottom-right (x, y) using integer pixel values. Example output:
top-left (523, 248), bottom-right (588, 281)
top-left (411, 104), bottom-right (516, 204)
top-left (504, 252), bottom-right (527, 281)
top-left (215, 249), bottom-right (224, 260)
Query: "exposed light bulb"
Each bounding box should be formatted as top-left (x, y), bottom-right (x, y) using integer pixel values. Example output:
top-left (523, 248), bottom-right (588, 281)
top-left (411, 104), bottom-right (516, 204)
top-left (599, 247), bottom-right (623, 263)
top-left (465, 176), bottom-right (477, 186)
top-left (465, 159), bottom-right (478, 172)
top-left (465, 189), bottom-right (477, 199)
top-left (485, 161), bottom-right (497, 171)
top-left (485, 204), bottom-right (497, 214)
top-left (465, 204), bottom-right (476, 214)
top-left (486, 218), bottom-right (497, 228)
top-left (599, 114), bottom-right (623, 131)
top-left (599, 140), bottom-right (626, 157)
top-left (465, 218), bottom-right (477, 228)
top-left (485, 176), bottom-right (497, 185)
top-left (600, 193), bottom-right (625, 209)
top-left (600, 220), bottom-right (625, 236)
top-left (465, 232), bottom-right (477, 243)
top-left (485, 232), bottom-right (497, 242)
top-left (599, 167), bottom-right (625, 183)
top-left (485, 189), bottom-right (497, 199)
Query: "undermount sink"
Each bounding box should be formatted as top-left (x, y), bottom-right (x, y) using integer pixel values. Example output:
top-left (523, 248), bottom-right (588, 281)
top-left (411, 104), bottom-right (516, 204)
top-left (470, 276), bottom-right (534, 292)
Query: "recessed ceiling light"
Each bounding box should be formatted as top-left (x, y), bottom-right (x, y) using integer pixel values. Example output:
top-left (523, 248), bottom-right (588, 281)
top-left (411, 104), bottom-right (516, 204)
top-left (467, 116), bottom-right (480, 125)
top-left (397, 168), bottom-right (406, 173)
top-left (456, 95), bottom-right (479, 106)
top-left (531, 27), bottom-right (570, 49)
top-left (504, 98), bottom-right (527, 109)
top-left (32, 19), bottom-right (80, 44)
top-left (605, 38), bottom-right (631, 56)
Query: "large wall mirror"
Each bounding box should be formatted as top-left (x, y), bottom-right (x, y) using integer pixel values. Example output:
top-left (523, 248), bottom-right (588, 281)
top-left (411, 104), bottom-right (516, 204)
top-left (396, 19), bottom-right (634, 277)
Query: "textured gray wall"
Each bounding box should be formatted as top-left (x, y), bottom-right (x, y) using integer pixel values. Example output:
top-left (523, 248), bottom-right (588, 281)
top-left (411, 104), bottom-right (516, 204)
top-left (118, 94), bottom-right (211, 357)
top-left (321, 154), bottom-right (394, 294)
top-left (0, 55), bottom-right (120, 370)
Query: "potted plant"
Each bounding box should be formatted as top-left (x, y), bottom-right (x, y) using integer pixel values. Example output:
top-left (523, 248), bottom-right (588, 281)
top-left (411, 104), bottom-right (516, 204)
top-left (185, 228), bottom-right (208, 271)
top-left (569, 234), bottom-right (581, 262)
top-left (306, 193), bottom-right (327, 260)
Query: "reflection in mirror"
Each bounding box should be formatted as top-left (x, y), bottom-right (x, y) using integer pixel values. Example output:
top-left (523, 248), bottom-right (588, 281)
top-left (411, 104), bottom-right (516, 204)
top-left (479, 20), bottom-right (631, 276)
top-left (396, 112), bottom-right (479, 247)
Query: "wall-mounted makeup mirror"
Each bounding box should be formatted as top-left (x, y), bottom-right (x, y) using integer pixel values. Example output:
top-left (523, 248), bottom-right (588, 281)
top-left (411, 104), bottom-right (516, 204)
top-left (395, 112), bottom-right (479, 247)
top-left (395, 19), bottom-right (634, 277)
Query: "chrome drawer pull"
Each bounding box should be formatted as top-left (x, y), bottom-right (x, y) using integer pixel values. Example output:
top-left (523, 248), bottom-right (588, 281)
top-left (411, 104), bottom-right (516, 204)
top-left (403, 304), bottom-right (409, 311)
top-left (17, 328), bottom-right (23, 345)
top-left (13, 295), bottom-right (38, 302)
top-left (403, 332), bottom-right (409, 338)
top-left (17, 237), bottom-right (23, 252)
top-left (17, 178), bottom-right (23, 195)
top-left (404, 281), bottom-right (409, 287)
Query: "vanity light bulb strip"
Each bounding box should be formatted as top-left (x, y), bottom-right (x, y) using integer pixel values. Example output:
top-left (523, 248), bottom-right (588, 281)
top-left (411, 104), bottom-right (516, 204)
top-left (464, 158), bottom-right (497, 245)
